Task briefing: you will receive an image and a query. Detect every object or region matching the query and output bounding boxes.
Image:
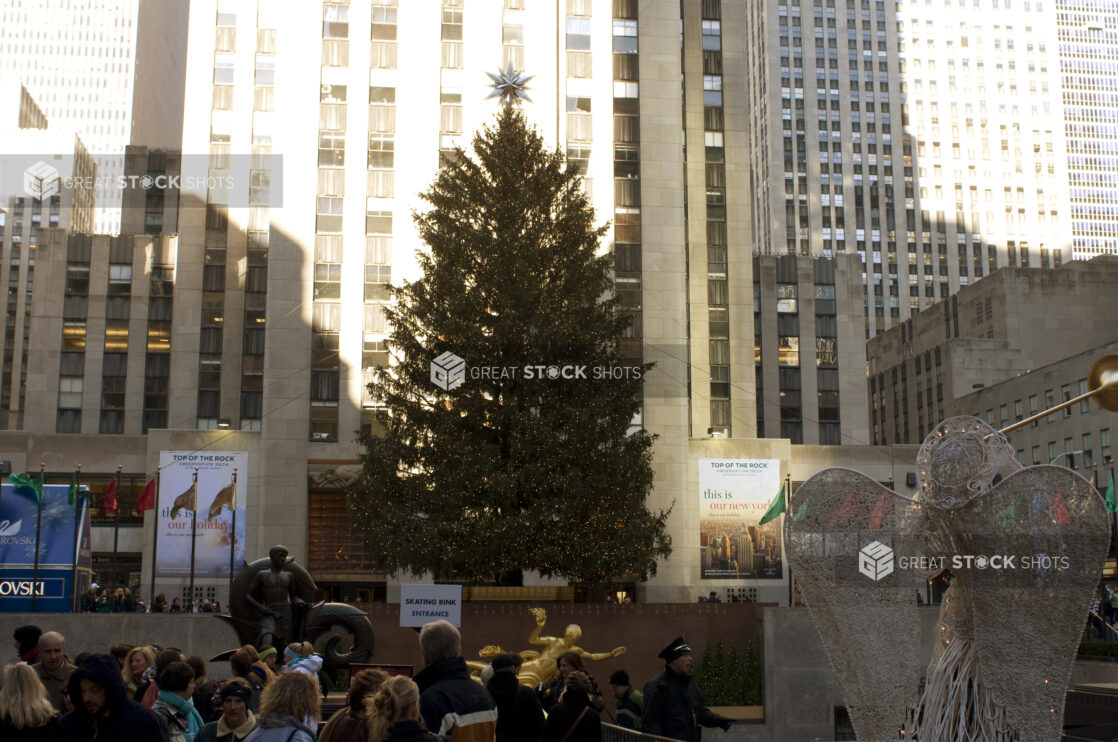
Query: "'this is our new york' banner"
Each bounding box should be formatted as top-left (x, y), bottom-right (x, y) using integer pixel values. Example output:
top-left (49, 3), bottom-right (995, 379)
top-left (699, 459), bottom-right (784, 581)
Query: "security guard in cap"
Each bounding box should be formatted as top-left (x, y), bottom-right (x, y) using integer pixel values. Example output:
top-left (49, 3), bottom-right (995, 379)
top-left (641, 636), bottom-right (733, 741)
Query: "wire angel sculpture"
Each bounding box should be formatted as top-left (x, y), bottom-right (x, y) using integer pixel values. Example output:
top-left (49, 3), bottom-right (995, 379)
top-left (785, 416), bottom-right (1110, 742)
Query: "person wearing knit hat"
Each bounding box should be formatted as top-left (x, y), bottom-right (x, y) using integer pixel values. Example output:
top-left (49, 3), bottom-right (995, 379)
top-left (641, 636), bottom-right (733, 741)
top-left (195, 678), bottom-right (258, 742)
top-left (608, 669), bottom-right (644, 731)
top-left (256, 646), bottom-right (278, 673)
top-left (13, 624), bottom-right (42, 665)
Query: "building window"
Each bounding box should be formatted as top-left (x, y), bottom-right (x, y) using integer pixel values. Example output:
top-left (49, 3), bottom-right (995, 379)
top-left (371, 6), bottom-right (397, 39)
top-left (318, 132), bottom-right (346, 167)
top-left (323, 4), bottom-right (348, 39)
top-left (371, 42), bottom-right (397, 69)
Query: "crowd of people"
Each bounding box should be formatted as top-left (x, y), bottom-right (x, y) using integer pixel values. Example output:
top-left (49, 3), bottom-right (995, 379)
top-left (3, 620), bottom-right (734, 742)
top-left (76, 586), bottom-right (223, 614)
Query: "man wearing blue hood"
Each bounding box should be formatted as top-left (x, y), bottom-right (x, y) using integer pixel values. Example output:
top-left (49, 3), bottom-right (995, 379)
top-left (55, 653), bottom-right (169, 741)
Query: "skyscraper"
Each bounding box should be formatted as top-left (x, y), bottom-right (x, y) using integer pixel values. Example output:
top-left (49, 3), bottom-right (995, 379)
top-left (747, 0), bottom-right (1073, 337)
top-left (0, 83), bottom-right (95, 430)
top-left (1057, 0), bottom-right (1118, 258)
top-left (0, 0), bottom-right (142, 234)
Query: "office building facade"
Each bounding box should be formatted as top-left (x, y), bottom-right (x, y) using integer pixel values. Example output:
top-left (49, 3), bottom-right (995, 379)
top-left (1057, 0), bottom-right (1118, 258)
top-left (747, 0), bottom-right (1073, 337)
top-left (867, 255), bottom-right (1118, 446)
top-left (0, 83), bottom-right (95, 430)
top-left (0, 0), bottom-right (143, 235)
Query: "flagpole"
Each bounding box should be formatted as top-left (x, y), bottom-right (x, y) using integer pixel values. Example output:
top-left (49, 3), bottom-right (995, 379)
top-left (149, 467), bottom-right (161, 610)
top-left (785, 474), bottom-right (793, 608)
top-left (189, 468), bottom-right (199, 611)
top-left (70, 465), bottom-right (81, 612)
top-left (228, 468), bottom-right (237, 607)
top-left (31, 461), bottom-right (44, 613)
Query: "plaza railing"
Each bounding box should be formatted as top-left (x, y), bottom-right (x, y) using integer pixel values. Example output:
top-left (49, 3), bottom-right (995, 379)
top-left (602, 723), bottom-right (693, 742)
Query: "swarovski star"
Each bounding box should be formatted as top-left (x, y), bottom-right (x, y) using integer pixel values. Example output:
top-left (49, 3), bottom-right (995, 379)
top-left (486, 61), bottom-right (534, 106)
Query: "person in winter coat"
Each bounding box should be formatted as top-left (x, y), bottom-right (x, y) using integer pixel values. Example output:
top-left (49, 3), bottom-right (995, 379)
top-left (486, 653), bottom-right (544, 742)
top-left (608, 670), bottom-right (643, 731)
top-left (539, 652), bottom-right (603, 714)
top-left (414, 620), bottom-right (497, 741)
top-left (319, 668), bottom-right (386, 742)
top-left (540, 672), bottom-right (602, 742)
top-left (152, 661), bottom-right (205, 742)
top-left (0, 663), bottom-right (58, 741)
top-left (367, 674), bottom-right (448, 742)
top-left (641, 637), bottom-right (732, 742)
top-left (281, 642), bottom-right (323, 681)
top-left (123, 646), bottom-right (156, 697)
top-left (229, 650), bottom-right (264, 713)
top-left (195, 678), bottom-right (257, 742)
top-left (187, 656), bottom-right (220, 723)
top-left (33, 632), bottom-right (75, 714)
top-left (54, 653), bottom-right (168, 742)
top-left (139, 647), bottom-right (188, 707)
top-left (12, 625), bottom-right (41, 665)
top-left (243, 671), bottom-right (319, 742)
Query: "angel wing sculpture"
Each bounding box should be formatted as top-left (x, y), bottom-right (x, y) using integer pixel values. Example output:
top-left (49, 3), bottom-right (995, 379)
top-left (786, 416), bottom-right (1110, 742)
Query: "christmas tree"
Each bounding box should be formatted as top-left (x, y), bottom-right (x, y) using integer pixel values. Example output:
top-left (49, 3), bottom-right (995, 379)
top-left (351, 106), bottom-right (671, 586)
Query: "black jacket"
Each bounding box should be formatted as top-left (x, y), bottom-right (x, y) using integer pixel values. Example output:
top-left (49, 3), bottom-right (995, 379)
top-left (0, 715), bottom-right (56, 742)
top-left (641, 667), bottom-right (729, 742)
top-left (540, 691), bottom-right (601, 742)
top-left (385, 719), bottom-right (450, 742)
top-left (414, 657), bottom-right (497, 740)
top-left (486, 670), bottom-right (545, 742)
top-left (193, 681), bottom-right (219, 723)
top-left (539, 675), bottom-right (603, 714)
top-left (54, 654), bottom-right (169, 742)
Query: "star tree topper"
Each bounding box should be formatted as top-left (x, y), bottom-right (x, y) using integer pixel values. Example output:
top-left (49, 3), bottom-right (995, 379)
top-left (486, 61), bottom-right (533, 106)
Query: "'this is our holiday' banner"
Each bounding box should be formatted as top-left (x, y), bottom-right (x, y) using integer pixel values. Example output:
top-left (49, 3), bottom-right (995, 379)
top-left (155, 451), bottom-right (247, 578)
top-left (699, 459), bottom-right (784, 580)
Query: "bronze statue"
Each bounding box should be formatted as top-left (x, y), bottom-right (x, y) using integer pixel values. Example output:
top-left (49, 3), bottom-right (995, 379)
top-left (219, 546), bottom-right (375, 672)
top-left (245, 545), bottom-right (305, 648)
top-left (470, 607), bottom-right (626, 687)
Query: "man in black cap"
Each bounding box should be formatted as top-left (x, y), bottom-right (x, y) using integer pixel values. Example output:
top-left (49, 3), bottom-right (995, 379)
top-left (641, 636), bottom-right (732, 741)
top-left (485, 653), bottom-right (544, 742)
top-left (609, 669), bottom-right (643, 730)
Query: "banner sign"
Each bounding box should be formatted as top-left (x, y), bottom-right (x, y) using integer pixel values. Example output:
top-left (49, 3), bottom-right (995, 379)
top-left (699, 459), bottom-right (784, 580)
top-left (400, 584), bottom-right (462, 627)
top-left (0, 484), bottom-right (92, 611)
top-left (155, 452), bottom-right (247, 578)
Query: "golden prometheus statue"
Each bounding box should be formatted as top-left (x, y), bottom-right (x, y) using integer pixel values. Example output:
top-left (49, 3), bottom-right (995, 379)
top-left (470, 607), bottom-right (626, 687)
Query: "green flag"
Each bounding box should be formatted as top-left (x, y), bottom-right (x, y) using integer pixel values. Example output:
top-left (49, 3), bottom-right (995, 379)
top-left (758, 483), bottom-right (787, 526)
top-left (1106, 474), bottom-right (1116, 514)
top-left (10, 472), bottom-right (44, 503)
top-left (793, 491), bottom-right (813, 522)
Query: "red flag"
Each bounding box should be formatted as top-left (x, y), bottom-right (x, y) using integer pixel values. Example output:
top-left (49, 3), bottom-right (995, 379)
top-left (827, 490), bottom-right (859, 528)
top-left (103, 477), bottom-right (118, 515)
top-left (1049, 493), bottom-right (1071, 528)
top-left (867, 492), bottom-right (895, 531)
top-left (136, 477), bottom-right (157, 512)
